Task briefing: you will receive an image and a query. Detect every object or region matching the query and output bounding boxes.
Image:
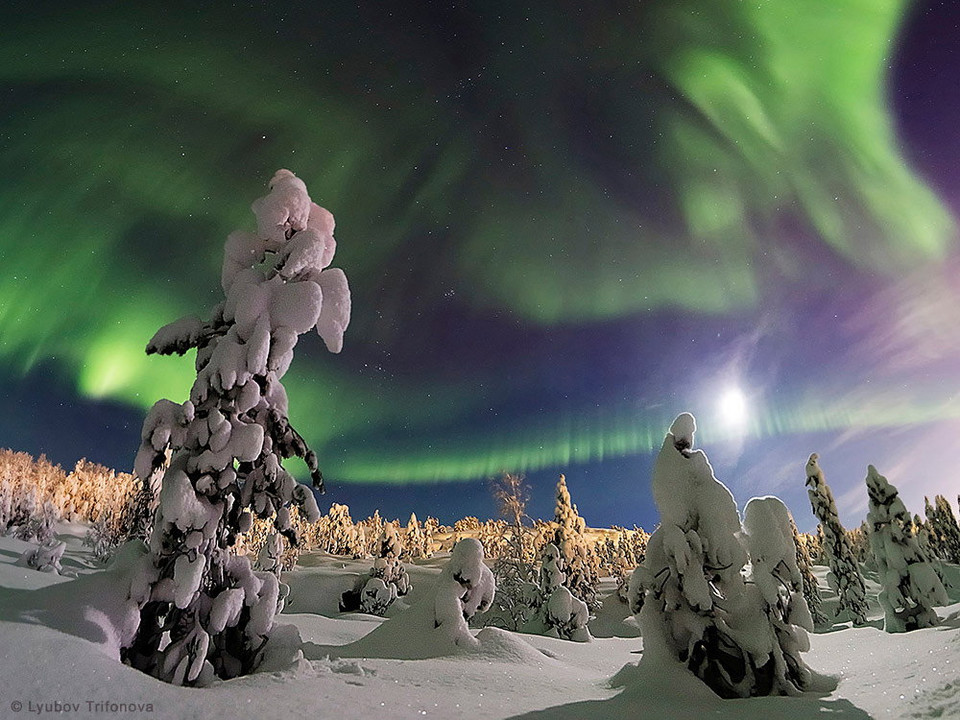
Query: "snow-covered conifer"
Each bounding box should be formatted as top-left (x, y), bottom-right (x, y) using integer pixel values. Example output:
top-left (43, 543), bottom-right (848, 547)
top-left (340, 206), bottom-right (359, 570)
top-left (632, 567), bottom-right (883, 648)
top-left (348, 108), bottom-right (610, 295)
top-left (742, 497), bottom-right (814, 693)
top-left (551, 474), bottom-right (600, 610)
top-left (866, 466), bottom-right (947, 632)
top-left (791, 518), bottom-right (827, 627)
top-left (913, 513), bottom-right (946, 584)
top-left (517, 541), bottom-right (593, 641)
top-left (630, 413), bottom-right (812, 697)
top-left (544, 585), bottom-right (591, 642)
top-left (812, 524), bottom-right (826, 564)
top-left (539, 542), bottom-right (566, 596)
top-left (405, 512), bottom-right (430, 559)
top-left (432, 538), bottom-right (495, 649)
top-left (122, 170), bottom-right (349, 685)
top-left (256, 532), bottom-right (284, 576)
top-left (255, 533), bottom-right (290, 614)
top-left (804, 453), bottom-right (868, 625)
top-left (925, 495), bottom-right (960, 564)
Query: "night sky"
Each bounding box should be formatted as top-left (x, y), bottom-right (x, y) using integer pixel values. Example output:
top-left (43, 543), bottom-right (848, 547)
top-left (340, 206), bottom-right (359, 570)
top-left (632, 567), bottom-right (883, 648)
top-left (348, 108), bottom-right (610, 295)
top-left (2, 0), bottom-right (959, 532)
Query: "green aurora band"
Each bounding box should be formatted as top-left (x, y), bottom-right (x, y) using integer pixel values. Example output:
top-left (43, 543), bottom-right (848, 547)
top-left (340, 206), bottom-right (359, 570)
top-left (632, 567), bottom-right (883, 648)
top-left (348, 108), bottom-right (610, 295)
top-left (0, 0), bottom-right (955, 484)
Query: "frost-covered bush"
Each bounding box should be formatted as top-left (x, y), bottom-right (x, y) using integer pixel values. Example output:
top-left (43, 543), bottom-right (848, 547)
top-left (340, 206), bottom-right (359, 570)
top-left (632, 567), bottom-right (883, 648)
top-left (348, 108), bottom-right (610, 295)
top-left (17, 537), bottom-right (72, 575)
top-left (480, 473), bottom-right (541, 631)
top-left (482, 554), bottom-right (539, 632)
top-left (866, 466), bottom-right (947, 632)
top-left (630, 413), bottom-right (813, 698)
top-left (340, 523), bottom-right (411, 615)
top-left (804, 453), bottom-right (868, 626)
top-left (13, 496), bottom-right (59, 544)
top-left (122, 169), bottom-right (350, 686)
top-left (0, 467), bottom-right (59, 544)
top-left (0, 450), bottom-right (144, 558)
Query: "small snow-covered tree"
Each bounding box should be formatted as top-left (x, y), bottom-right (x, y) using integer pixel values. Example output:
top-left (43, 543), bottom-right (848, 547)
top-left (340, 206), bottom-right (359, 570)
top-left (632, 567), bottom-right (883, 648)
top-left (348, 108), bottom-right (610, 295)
top-left (532, 542), bottom-right (591, 641)
top-left (629, 413), bottom-right (813, 698)
top-left (17, 537), bottom-right (69, 575)
top-left (433, 538), bottom-right (496, 650)
top-left (122, 169), bottom-right (350, 685)
top-left (804, 453), bottom-right (868, 626)
top-left (865, 466), bottom-right (947, 632)
top-left (340, 522), bottom-right (411, 615)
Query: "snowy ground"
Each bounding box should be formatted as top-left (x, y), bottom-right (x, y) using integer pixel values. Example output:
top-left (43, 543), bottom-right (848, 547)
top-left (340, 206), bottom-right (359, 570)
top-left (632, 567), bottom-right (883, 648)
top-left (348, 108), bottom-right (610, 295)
top-left (1, 525), bottom-right (958, 720)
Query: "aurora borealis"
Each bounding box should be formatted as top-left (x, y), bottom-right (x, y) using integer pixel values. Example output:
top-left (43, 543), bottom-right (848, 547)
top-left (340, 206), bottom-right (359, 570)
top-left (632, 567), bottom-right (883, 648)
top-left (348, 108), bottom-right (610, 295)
top-left (2, 0), bottom-right (959, 530)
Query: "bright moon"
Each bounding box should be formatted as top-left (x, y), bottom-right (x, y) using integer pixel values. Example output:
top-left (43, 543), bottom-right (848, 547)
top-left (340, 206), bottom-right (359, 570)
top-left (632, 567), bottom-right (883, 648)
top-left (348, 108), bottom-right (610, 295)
top-left (719, 386), bottom-right (748, 429)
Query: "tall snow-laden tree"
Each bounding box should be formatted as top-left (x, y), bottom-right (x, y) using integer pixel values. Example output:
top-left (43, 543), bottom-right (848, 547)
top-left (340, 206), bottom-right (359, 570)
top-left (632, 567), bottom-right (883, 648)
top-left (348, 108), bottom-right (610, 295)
top-left (804, 453), bottom-right (868, 626)
top-left (405, 512), bottom-right (431, 559)
top-left (551, 474), bottom-right (600, 610)
top-left (925, 495), bottom-right (960, 564)
top-left (913, 513), bottom-right (947, 585)
top-left (741, 497), bottom-right (814, 694)
top-left (122, 169), bottom-right (350, 685)
top-left (630, 413), bottom-right (813, 698)
top-left (790, 517), bottom-right (827, 627)
top-left (866, 466), bottom-right (947, 632)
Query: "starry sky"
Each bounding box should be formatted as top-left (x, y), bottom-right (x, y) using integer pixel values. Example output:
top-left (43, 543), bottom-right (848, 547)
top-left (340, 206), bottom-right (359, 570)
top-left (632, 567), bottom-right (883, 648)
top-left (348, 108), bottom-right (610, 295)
top-left (2, 0), bottom-right (959, 531)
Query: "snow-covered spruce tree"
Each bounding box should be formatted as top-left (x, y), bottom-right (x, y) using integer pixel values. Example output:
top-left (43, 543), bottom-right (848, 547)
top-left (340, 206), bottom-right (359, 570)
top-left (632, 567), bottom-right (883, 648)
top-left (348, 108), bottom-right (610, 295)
top-left (812, 524), bottom-right (826, 564)
top-left (741, 497), bottom-right (815, 693)
top-left (865, 466), bottom-right (947, 632)
top-left (804, 453), bottom-right (868, 626)
top-left (790, 518), bottom-right (827, 627)
top-left (629, 413), bottom-right (812, 698)
top-left (255, 532), bottom-right (291, 614)
top-left (405, 512), bottom-right (431, 559)
top-left (925, 495), bottom-right (960, 564)
top-left (913, 513), bottom-right (947, 585)
top-left (551, 474), bottom-right (600, 610)
top-left (323, 502), bottom-right (364, 556)
top-left (123, 169), bottom-right (350, 686)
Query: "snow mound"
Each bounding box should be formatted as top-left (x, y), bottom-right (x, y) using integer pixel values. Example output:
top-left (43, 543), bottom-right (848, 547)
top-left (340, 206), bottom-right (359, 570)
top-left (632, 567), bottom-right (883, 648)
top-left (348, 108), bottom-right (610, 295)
top-left (474, 626), bottom-right (559, 665)
top-left (316, 538), bottom-right (495, 660)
